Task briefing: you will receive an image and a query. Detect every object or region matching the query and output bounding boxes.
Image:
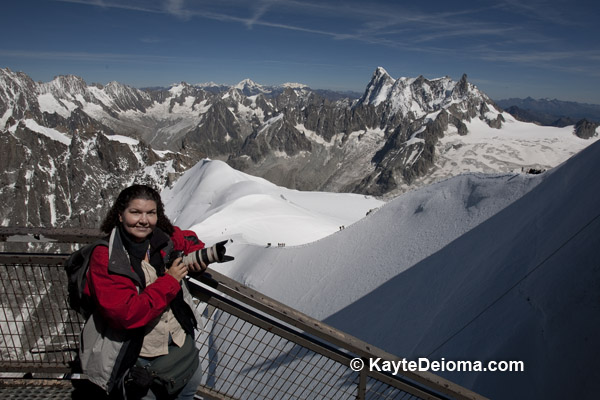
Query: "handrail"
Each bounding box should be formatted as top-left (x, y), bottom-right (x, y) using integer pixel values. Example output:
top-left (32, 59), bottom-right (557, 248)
top-left (188, 279), bottom-right (443, 400)
top-left (0, 227), bottom-right (102, 243)
top-left (0, 227), bottom-right (488, 400)
top-left (192, 269), bottom-right (485, 400)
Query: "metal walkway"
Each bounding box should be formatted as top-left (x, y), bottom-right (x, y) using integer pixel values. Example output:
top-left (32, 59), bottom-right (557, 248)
top-left (0, 227), bottom-right (486, 400)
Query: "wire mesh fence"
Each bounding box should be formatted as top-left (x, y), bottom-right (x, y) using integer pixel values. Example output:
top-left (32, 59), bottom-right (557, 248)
top-left (175, 277), bottom-right (448, 400)
top-left (192, 296), bottom-right (363, 399)
top-left (0, 259), bottom-right (82, 373)
top-left (191, 297), bottom-right (428, 400)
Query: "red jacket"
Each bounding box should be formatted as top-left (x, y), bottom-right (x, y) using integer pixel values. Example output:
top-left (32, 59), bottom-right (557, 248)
top-left (83, 226), bottom-right (205, 331)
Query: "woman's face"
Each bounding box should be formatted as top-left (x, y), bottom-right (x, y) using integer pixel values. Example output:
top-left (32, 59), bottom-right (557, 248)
top-left (119, 198), bottom-right (158, 242)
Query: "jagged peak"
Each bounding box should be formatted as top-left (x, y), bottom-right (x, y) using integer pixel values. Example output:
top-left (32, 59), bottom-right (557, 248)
top-left (374, 66), bottom-right (391, 79)
top-left (0, 67), bottom-right (18, 80)
top-left (357, 67), bottom-right (492, 119)
top-left (235, 78), bottom-right (262, 90)
top-left (105, 80), bottom-right (130, 89)
top-left (280, 82), bottom-right (309, 89)
top-left (451, 73), bottom-right (470, 97)
top-left (411, 74), bottom-right (427, 86)
top-left (168, 82), bottom-right (195, 97)
top-left (366, 67), bottom-right (395, 89)
top-left (0, 67), bottom-right (36, 90)
top-left (231, 79), bottom-right (272, 98)
top-left (369, 67), bottom-right (395, 87)
top-left (104, 81), bottom-right (147, 99)
top-left (39, 74), bottom-right (88, 97)
top-left (49, 74), bottom-right (87, 87)
top-left (358, 67), bottom-right (396, 106)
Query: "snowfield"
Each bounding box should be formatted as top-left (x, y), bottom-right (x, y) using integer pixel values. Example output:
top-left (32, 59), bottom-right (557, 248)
top-left (162, 159), bottom-right (384, 246)
top-left (163, 140), bottom-right (600, 399)
top-left (395, 112), bottom-right (599, 194)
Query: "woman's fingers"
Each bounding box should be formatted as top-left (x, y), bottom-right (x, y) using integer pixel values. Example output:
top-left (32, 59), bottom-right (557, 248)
top-left (166, 258), bottom-right (188, 282)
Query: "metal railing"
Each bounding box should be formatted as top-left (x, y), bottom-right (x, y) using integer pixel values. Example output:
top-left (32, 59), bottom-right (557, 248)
top-left (0, 227), bottom-right (487, 400)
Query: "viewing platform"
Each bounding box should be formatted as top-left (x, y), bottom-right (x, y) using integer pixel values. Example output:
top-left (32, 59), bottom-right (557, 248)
top-left (0, 227), bottom-right (486, 400)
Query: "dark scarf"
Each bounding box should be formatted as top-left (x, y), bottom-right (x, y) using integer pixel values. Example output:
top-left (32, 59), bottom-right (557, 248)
top-left (118, 225), bottom-right (150, 284)
top-left (117, 224), bottom-right (197, 334)
top-left (118, 225), bottom-right (171, 288)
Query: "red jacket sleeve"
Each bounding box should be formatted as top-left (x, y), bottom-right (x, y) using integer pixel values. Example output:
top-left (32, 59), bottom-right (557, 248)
top-left (171, 226), bottom-right (205, 254)
top-left (86, 246), bottom-right (182, 330)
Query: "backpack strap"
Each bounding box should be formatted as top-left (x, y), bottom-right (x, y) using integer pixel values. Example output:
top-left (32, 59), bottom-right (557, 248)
top-left (65, 239), bottom-right (108, 317)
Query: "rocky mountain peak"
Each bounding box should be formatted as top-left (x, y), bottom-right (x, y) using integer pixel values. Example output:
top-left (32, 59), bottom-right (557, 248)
top-left (356, 68), bottom-right (491, 123)
top-left (574, 119), bottom-right (599, 139)
top-left (358, 67), bottom-right (396, 106)
top-left (0, 68), bottom-right (35, 90)
top-left (1, 67), bottom-right (595, 228)
top-left (374, 66), bottom-right (391, 79)
top-left (167, 82), bottom-right (196, 98)
top-left (103, 81), bottom-right (152, 112)
top-left (234, 78), bottom-right (269, 96)
top-left (39, 74), bottom-right (88, 98)
top-left (235, 78), bottom-right (259, 88)
top-left (0, 68), bottom-right (40, 123)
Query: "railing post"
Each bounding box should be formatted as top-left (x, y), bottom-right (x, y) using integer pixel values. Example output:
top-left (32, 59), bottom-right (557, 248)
top-left (357, 357), bottom-right (367, 400)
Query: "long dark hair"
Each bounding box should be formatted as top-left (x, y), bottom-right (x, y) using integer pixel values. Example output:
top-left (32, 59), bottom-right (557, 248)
top-left (100, 184), bottom-right (174, 235)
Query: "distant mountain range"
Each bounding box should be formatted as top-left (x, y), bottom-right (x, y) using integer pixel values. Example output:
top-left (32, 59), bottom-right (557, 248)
top-left (142, 81), bottom-right (363, 102)
top-left (1, 66), bottom-right (598, 228)
top-left (495, 97), bottom-right (600, 125)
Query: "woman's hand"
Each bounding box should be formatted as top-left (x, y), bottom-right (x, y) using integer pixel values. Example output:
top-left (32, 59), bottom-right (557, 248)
top-left (187, 260), bottom-right (206, 274)
top-left (165, 257), bottom-right (188, 282)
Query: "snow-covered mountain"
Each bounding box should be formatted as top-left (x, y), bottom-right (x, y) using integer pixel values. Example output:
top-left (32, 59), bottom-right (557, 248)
top-left (1, 66), bottom-right (598, 227)
top-left (162, 159), bottom-right (384, 246)
top-left (169, 140), bottom-right (600, 400)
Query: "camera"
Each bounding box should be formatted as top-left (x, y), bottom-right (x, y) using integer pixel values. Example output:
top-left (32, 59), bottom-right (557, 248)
top-left (182, 240), bottom-right (234, 268)
top-left (166, 240), bottom-right (233, 270)
top-left (165, 250), bottom-right (184, 269)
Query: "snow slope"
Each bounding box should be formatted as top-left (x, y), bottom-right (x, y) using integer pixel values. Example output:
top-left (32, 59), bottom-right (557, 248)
top-left (323, 141), bottom-right (600, 399)
top-left (162, 142), bottom-right (600, 399)
top-left (162, 159), bottom-right (384, 246)
top-left (201, 172), bottom-right (542, 322)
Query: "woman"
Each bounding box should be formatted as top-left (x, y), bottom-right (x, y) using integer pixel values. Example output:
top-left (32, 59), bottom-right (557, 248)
top-left (79, 184), bottom-right (221, 399)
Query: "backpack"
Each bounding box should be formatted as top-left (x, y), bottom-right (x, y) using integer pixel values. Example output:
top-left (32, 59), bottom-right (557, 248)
top-left (64, 239), bottom-right (108, 318)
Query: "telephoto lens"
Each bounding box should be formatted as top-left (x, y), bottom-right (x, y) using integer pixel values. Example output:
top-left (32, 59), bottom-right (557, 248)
top-left (182, 240), bottom-right (234, 269)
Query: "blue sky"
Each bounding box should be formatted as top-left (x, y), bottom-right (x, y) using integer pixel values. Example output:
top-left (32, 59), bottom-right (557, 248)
top-left (2, 0), bottom-right (599, 103)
